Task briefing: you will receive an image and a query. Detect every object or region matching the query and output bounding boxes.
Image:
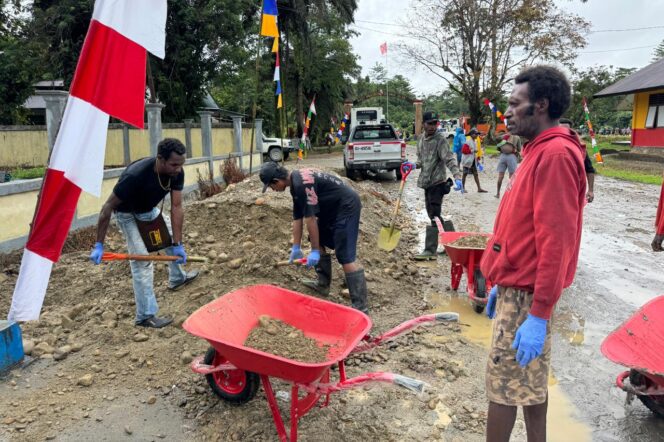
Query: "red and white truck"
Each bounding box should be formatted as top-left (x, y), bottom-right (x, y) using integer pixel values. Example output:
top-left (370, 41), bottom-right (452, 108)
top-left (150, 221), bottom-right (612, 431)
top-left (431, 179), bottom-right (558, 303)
top-left (343, 122), bottom-right (406, 180)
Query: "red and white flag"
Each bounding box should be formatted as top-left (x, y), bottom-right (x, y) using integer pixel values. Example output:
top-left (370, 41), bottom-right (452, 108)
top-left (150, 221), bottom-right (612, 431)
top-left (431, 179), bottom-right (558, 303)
top-left (379, 42), bottom-right (387, 55)
top-left (7, 0), bottom-right (167, 321)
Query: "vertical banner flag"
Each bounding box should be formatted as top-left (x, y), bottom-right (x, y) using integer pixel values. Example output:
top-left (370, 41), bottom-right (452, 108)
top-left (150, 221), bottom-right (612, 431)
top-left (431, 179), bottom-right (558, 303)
top-left (299, 97), bottom-right (317, 159)
top-left (260, 0), bottom-right (279, 37)
top-left (335, 113), bottom-right (349, 144)
top-left (8, 0), bottom-right (167, 321)
top-left (274, 53), bottom-right (282, 108)
top-left (583, 97), bottom-right (603, 164)
top-left (380, 42), bottom-right (387, 55)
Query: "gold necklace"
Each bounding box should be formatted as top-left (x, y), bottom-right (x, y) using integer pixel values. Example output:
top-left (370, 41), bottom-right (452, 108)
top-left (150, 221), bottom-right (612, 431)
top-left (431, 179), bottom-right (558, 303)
top-left (155, 159), bottom-right (171, 191)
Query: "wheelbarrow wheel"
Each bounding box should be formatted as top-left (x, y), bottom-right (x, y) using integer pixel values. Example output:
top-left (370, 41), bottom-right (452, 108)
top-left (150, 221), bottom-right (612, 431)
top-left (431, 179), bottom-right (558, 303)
top-left (629, 370), bottom-right (664, 418)
top-left (472, 268), bottom-right (487, 314)
top-left (204, 347), bottom-right (259, 405)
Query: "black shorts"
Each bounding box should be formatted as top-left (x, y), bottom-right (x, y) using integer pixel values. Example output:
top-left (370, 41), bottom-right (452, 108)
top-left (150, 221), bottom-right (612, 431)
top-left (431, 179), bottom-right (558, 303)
top-left (318, 211), bottom-right (361, 265)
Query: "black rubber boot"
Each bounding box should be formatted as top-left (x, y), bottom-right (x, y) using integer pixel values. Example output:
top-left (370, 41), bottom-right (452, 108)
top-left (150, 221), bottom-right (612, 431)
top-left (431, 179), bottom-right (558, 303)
top-left (414, 226), bottom-right (439, 261)
top-left (345, 269), bottom-right (369, 314)
top-left (302, 254), bottom-right (332, 295)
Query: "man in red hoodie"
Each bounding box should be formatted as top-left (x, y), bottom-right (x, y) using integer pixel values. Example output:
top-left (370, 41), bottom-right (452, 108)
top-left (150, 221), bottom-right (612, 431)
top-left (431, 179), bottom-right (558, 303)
top-left (653, 179), bottom-right (664, 252)
top-left (480, 66), bottom-right (586, 442)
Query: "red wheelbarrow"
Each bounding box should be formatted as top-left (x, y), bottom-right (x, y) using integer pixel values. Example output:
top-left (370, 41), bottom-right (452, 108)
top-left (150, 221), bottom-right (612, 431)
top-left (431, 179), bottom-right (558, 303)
top-left (601, 295), bottom-right (664, 418)
top-left (183, 284), bottom-right (459, 441)
top-left (434, 219), bottom-right (492, 314)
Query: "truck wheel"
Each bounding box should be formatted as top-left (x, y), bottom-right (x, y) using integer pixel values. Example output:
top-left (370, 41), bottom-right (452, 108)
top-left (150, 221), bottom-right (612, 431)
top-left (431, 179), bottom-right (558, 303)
top-left (395, 167), bottom-right (402, 181)
top-left (204, 347), bottom-right (259, 405)
top-left (268, 147), bottom-right (283, 162)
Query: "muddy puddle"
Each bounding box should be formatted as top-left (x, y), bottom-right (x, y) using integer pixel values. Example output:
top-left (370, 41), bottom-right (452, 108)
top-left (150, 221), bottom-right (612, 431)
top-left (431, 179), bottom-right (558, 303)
top-left (428, 292), bottom-right (592, 441)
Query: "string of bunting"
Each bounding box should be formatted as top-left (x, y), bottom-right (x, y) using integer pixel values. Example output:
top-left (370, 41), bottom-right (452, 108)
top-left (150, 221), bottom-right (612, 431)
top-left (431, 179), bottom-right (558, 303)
top-left (334, 113), bottom-right (349, 143)
top-left (483, 98), bottom-right (506, 122)
top-left (583, 97), bottom-right (603, 164)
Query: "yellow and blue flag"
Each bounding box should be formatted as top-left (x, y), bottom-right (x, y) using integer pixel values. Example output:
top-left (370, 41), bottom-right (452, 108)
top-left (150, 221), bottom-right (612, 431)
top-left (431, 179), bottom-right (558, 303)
top-left (260, 0), bottom-right (279, 37)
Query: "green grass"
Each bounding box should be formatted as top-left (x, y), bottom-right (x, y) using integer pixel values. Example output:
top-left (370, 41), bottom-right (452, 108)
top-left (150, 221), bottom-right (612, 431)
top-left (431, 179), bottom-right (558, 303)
top-left (9, 166), bottom-right (46, 180)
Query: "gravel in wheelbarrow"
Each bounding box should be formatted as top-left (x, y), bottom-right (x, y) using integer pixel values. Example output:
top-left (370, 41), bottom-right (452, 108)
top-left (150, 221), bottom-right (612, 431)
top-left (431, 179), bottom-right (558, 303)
top-left (183, 284), bottom-right (460, 442)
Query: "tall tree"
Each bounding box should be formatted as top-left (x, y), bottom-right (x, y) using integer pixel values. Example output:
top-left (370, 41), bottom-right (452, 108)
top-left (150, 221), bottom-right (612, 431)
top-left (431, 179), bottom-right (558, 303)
top-left (277, 0), bottom-right (358, 135)
top-left (652, 39), bottom-right (664, 63)
top-left (399, 0), bottom-right (590, 125)
top-left (0, 0), bottom-right (42, 124)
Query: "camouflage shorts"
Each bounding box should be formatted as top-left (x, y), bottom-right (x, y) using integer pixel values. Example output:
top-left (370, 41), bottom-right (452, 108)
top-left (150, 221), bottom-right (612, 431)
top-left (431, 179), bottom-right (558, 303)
top-left (486, 287), bottom-right (552, 406)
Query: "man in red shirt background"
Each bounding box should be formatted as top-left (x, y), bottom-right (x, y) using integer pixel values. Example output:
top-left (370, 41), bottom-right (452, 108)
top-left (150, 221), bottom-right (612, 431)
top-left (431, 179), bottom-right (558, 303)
top-left (653, 178), bottom-right (664, 252)
top-left (481, 66), bottom-right (587, 442)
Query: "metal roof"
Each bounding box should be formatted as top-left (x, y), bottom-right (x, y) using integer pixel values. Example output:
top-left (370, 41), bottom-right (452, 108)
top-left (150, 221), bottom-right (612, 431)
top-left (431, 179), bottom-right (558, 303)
top-left (595, 58), bottom-right (664, 97)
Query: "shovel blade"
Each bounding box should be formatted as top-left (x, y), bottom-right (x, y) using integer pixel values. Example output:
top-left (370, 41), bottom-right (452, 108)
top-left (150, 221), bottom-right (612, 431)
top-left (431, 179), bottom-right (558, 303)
top-left (378, 226), bottom-right (402, 251)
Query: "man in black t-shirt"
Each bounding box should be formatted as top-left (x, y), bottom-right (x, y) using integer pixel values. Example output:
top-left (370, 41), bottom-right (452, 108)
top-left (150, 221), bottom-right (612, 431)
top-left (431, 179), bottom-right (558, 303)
top-left (260, 162), bottom-right (368, 314)
top-left (89, 139), bottom-right (198, 328)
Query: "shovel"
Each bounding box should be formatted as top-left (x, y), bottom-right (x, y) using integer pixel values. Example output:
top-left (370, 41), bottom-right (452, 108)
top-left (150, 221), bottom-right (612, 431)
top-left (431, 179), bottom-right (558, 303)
top-left (100, 252), bottom-right (207, 263)
top-left (274, 258), bottom-right (308, 267)
top-left (378, 163), bottom-right (414, 251)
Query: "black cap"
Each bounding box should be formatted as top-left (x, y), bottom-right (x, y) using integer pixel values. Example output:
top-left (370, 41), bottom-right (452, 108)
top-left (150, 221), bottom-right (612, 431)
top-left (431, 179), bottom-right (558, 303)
top-left (259, 161), bottom-right (288, 193)
top-left (423, 111), bottom-right (439, 123)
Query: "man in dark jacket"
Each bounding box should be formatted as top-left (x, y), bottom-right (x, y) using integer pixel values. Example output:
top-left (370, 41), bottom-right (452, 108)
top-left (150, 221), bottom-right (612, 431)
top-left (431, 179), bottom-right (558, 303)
top-left (413, 111), bottom-right (463, 261)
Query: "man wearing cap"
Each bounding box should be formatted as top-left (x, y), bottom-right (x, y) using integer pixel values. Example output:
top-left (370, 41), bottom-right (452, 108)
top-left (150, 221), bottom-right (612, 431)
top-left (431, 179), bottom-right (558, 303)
top-left (259, 162), bottom-right (368, 314)
top-left (495, 134), bottom-right (523, 198)
top-left (413, 111), bottom-right (463, 261)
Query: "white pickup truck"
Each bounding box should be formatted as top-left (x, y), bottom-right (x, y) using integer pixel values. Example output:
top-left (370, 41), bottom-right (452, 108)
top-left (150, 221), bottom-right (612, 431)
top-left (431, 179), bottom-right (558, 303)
top-left (262, 134), bottom-right (295, 162)
top-left (343, 123), bottom-right (406, 180)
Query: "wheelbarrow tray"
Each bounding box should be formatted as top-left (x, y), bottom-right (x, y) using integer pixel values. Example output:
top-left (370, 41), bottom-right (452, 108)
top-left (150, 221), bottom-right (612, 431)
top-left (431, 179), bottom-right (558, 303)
top-left (182, 284), bottom-right (372, 384)
top-left (439, 231), bottom-right (492, 265)
top-left (601, 295), bottom-right (664, 377)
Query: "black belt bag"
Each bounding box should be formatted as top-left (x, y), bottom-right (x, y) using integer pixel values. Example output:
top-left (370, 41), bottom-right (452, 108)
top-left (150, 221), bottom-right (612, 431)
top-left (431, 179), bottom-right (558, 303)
top-left (134, 206), bottom-right (172, 252)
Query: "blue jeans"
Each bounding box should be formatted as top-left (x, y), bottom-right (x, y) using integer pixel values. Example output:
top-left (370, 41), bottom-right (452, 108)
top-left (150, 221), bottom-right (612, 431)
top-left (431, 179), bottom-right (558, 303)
top-left (455, 151), bottom-right (462, 166)
top-left (115, 208), bottom-right (187, 323)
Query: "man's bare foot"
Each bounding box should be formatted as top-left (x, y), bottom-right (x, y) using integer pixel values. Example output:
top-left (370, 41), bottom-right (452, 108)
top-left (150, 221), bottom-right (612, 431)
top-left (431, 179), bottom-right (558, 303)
top-left (478, 189), bottom-right (488, 193)
top-left (494, 193), bottom-right (500, 198)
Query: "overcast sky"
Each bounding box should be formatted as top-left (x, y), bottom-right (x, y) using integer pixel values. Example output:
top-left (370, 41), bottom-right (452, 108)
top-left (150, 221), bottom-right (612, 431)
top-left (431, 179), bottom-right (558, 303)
top-left (349, 0), bottom-right (664, 96)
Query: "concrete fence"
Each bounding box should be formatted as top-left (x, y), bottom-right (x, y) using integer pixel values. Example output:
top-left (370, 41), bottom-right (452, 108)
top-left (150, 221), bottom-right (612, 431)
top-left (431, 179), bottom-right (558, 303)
top-left (0, 99), bottom-right (265, 253)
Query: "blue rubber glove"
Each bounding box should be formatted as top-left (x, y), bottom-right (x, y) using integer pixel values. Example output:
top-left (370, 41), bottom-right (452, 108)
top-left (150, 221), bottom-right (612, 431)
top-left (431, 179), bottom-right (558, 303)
top-left (89, 242), bottom-right (104, 265)
top-left (403, 161), bottom-right (416, 171)
top-left (454, 179), bottom-right (464, 192)
top-left (306, 249), bottom-right (320, 268)
top-left (486, 285), bottom-right (498, 319)
top-left (172, 243), bottom-right (187, 264)
top-left (512, 314), bottom-right (548, 367)
top-left (289, 244), bottom-right (304, 263)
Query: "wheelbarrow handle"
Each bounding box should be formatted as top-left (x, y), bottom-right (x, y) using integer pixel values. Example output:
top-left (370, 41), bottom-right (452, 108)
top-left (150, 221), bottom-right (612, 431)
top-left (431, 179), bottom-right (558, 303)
top-left (351, 312), bottom-right (459, 354)
top-left (300, 372), bottom-right (427, 396)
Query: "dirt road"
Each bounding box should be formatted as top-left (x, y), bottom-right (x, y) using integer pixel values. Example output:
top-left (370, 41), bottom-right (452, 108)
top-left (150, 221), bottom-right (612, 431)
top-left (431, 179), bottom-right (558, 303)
top-left (1, 148), bottom-right (663, 441)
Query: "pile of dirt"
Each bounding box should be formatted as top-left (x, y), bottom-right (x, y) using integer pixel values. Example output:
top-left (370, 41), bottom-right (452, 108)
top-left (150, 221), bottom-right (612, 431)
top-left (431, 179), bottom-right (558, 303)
top-left (0, 164), bottom-right (487, 442)
top-left (245, 315), bottom-right (329, 363)
top-left (449, 234), bottom-right (489, 249)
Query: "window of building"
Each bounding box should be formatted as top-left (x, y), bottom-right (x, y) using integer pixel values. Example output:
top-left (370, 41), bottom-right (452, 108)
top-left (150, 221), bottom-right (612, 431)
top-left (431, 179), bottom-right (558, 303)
top-left (645, 93), bottom-right (664, 128)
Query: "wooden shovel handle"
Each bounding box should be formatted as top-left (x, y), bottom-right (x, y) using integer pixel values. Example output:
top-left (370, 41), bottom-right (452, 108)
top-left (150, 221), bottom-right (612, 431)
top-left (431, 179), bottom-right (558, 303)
top-left (101, 253), bottom-right (207, 263)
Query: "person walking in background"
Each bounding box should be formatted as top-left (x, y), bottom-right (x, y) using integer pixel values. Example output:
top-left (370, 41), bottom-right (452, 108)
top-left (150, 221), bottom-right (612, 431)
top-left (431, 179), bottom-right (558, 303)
top-left (560, 118), bottom-right (596, 203)
top-left (452, 126), bottom-right (466, 165)
top-left (414, 111), bottom-right (463, 261)
top-left (460, 128), bottom-right (488, 193)
top-left (494, 134), bottom-right (522, 198)
top-left (482, 66), bottom-right (586, 442)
